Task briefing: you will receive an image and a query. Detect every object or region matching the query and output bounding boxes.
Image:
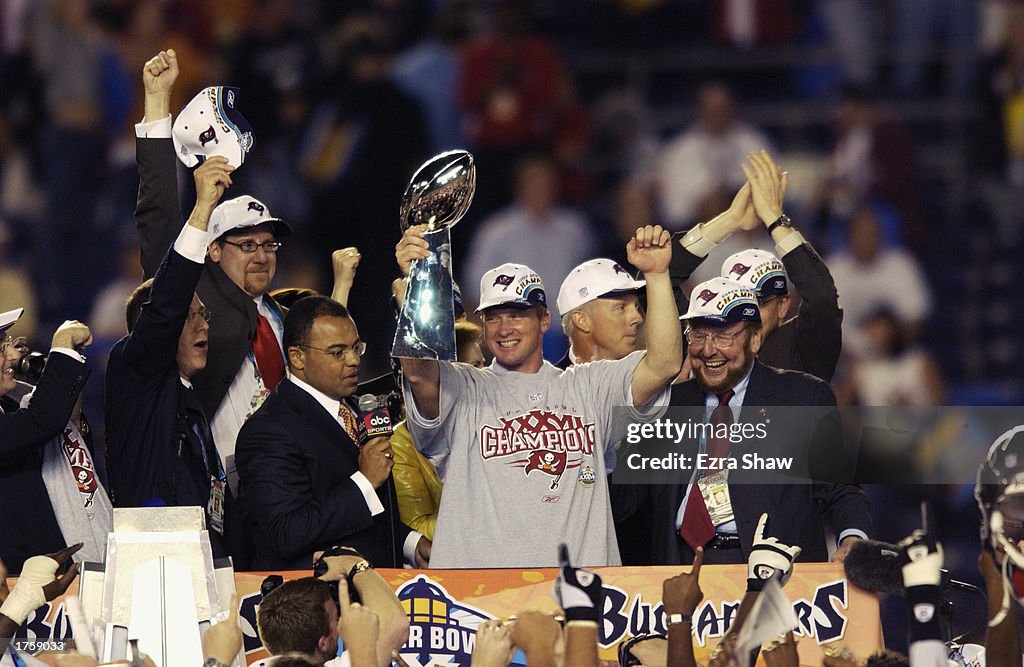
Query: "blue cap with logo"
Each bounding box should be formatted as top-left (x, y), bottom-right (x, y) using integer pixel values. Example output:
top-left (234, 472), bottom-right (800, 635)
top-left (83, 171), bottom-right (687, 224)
top-left (681, 277), bottom-right (761, 323)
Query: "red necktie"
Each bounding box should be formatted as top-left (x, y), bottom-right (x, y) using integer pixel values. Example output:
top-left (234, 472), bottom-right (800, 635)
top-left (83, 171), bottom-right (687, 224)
top-left (679, 390), bottom-right (735, 550)
top-left (253, 314), bottom-right (284, 389)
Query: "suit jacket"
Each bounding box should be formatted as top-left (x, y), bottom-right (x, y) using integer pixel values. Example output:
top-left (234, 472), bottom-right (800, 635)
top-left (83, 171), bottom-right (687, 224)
top-left (105, 248), bottom-right (246, 563)
top-left (668, 238), bottom-right (843, 382)
top-left (235, 379), bottom-right (411, 570)
top-left (0, 353), bottom-right (88, 572)
top-left (641, 360), bottom-right (870, 565)
top-left (134, 137), bottom-right (285, 419)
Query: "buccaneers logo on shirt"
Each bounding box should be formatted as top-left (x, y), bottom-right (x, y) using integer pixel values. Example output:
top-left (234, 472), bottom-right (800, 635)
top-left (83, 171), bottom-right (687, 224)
top-left (479, 410), bottom-right (595, 489)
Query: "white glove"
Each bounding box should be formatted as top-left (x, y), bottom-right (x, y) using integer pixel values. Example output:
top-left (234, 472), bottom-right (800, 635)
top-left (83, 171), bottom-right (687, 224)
top-left (900, 529), bottom-right (943, 588)
top-left (746, 513), bottom-right (801, 591)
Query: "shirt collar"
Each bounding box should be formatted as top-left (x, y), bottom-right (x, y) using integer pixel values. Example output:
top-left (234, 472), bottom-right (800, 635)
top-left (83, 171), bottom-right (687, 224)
top-left (289, 374), bottom-right (345, 418)
top-left (703, 364), bottom-right (754, 409)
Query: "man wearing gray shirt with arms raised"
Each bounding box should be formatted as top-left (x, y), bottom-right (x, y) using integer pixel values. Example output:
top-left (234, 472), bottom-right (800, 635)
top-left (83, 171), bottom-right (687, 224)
top-left (393, 224), bottom-right (681, 568)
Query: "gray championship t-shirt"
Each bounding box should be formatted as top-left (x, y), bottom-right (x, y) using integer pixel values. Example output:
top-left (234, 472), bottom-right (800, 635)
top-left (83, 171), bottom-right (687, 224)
top-left (404, 350), bottom-right (665, 568)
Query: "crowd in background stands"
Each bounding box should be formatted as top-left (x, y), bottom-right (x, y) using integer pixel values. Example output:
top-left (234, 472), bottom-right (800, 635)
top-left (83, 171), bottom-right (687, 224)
top-left (2, 0), bottom-right (1024, 662)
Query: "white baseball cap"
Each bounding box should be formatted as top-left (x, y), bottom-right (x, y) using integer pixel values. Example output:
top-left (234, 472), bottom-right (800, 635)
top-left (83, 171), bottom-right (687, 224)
top-left (721, 249), bottom-right (788, 299)
top-left (476, 263), bottom-right (547, 312)
top-left (681, 277), bottom-right (761, 323)
top-left (209, 195), bottom-right (292, 239)
top-left (0, 308), bottom-right (23, 335)
top-left (172, 86), bottom-right (254, 169)
top-left (556, 258), bottom-right (646, 314)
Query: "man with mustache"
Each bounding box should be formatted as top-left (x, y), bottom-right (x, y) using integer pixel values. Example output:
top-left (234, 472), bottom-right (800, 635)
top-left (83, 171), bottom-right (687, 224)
top-left (134, 50), bottom-right (292, 494)
top-left (670, 150), bottom-right (842, 382)
top-left (646, 277), bottom-right (869, 566)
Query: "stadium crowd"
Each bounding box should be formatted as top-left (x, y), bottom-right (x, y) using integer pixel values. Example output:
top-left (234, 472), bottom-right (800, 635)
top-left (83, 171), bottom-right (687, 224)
top-left (1, 0), bottom-right (1023, 665)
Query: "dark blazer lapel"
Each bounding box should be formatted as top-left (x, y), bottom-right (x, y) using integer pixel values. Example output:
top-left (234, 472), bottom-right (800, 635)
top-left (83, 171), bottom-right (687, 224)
top-left (669, 379), bottom-right (704, 406)
top-left (278, 380), bottom-right (360, 462)
top-left (731, 361), bottom-right (775, 460)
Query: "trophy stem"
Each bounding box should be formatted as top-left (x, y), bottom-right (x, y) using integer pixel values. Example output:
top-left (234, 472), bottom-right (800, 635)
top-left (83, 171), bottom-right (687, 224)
top-left (391, 228), bottom-right (456, 360)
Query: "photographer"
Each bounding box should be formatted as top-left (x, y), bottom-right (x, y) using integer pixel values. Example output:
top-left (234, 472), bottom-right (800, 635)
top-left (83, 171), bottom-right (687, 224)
top-left (0, 312), bottom-right (97, 573)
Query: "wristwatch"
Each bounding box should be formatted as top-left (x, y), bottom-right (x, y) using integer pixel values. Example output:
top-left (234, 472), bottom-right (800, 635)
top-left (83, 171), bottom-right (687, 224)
top-left (667, 613), bottom-right (692, 626)
top-left (203, 659), bottom-right (230, 667)
top-left (348, 559), bottom-right (373, 581)
top-left (767, 214), bottom-right (793, 234)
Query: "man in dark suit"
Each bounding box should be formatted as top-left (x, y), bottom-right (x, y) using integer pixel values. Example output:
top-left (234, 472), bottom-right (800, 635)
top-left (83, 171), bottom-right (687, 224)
top-left (669, 149), bottom-right (842, 382)
top-left (0, 311), bottom-right (92, 572)
top-left (641, 276), bottom-right (869, 566)
top-left (134, 50), bottom-right (291, 493)
top-left (236, 296), bottom-right (430, 570)
top-left (105, 156), bottom-right (246, 562)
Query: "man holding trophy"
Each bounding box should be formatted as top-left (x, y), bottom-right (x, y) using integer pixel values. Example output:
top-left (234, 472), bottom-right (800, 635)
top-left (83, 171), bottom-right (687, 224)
top-left (392, 154), bottom-right (681, 566)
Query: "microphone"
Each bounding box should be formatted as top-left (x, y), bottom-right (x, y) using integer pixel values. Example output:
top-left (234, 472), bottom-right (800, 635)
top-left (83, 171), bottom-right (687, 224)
top-left (358, 393), bottom-right (394, 442)
top-left (843, 539), bottom-right (982, 596)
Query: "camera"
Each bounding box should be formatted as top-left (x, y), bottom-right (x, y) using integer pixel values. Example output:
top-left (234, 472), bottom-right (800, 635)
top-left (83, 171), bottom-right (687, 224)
top-left (313, 546), bottom-right (365, 608)
top-left (9, 338), bottom-right (45, 382)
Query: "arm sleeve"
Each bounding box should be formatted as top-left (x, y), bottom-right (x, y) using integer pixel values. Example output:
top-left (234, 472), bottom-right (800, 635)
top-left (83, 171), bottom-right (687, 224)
top-left (573, 352), bottom-right (670, 447)
top-left (668, 232), bottom-right (709, 305)
top-left (120, 249), bottom-right (203, 376)
top-left (906, 584), bottom-right (945, 667)
top-left (235, 418), bottom-right (378, 562)
top-left (807, 382), bottom-right (872, 538)
top-left (0, 353), bottom-right (88, 458)
top-left (403, 361), bottom-right (468, 460)
top-left (135, 137), bottom-right (186, 278)
top-left (135, 115), bottom-right (172, 139)
top-left (781, 242), bottom-right (843, 383)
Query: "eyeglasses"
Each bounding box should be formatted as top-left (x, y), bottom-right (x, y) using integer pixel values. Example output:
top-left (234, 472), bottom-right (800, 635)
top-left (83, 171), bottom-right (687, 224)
top-left (1, 335), bottom-right (27, 356)
top-left (299, 341), bottom-right (367, 360)
top-left (220, 239), bottom-right (284, 253)
top-left (685, 328), bottom-right (747, 349)
top-left (187, 307), bottom-right (212, 325)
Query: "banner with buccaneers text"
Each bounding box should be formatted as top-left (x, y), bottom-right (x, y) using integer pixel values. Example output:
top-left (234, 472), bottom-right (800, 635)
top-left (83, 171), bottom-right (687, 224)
top-left (7, 563), bottom-right (880, 665)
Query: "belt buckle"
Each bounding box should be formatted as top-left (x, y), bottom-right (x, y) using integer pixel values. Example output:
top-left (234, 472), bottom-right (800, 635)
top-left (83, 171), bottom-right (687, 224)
top-left (709, 533), bottom-right (739, 549)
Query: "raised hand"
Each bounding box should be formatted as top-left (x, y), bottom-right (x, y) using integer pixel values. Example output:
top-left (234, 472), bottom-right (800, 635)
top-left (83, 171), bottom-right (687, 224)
top-left (337, 575), bottom-right (380, 665)
top-left (762, 631), bottom-right (799, 667)
top-left (332, 248), bottom-right (361, 287)
top-left (51, 322), bottom-right (92, 352)
top-left (0, 543), bottom-right (82, 625)
top-left (471, 619), bottom-right (515, 667)
top-left (395, 225), bottom-right (431, 278)
top-left (553, 543), bottom-right (603, 623)
top-left (747, 513), bottom-right (801, 591)
top-left (663, 546), bottom-right (704, 616)
top-left (202, 594), bottom-right (242, 666)
top-left (626, 224), bottom-right (672, 275)
top-left (142, 49), bottom-right (179, 98)
top-left (192, 157), bottom-right (234, 219)
top-left (741, 150), bottom-right (788, 227)
top-left (727, 182), bottom-right (761, 232)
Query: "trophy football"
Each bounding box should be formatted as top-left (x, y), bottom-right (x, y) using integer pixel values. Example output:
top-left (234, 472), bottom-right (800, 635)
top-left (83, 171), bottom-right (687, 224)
top-left (391, 150), bottom-right (476, 360)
